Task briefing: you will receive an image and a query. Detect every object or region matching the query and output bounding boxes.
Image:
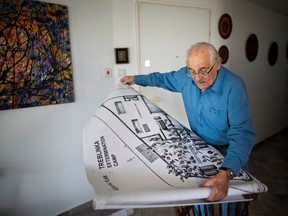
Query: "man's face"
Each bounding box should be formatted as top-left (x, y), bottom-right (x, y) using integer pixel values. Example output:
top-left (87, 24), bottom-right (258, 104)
top-left (187, 50), bottom-right (220, 92)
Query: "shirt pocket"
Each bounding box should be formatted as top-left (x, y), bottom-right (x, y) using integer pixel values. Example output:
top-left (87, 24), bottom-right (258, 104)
top-left (202, 106), bottom-right (229, 131)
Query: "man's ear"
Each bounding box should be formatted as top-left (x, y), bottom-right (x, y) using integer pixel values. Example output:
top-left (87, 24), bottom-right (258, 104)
top-left (216, 57), bottom-right (222, 70)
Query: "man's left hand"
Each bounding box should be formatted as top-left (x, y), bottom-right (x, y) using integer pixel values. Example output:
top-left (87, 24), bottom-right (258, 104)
top-left (201, 170), bottom-right (230, 202)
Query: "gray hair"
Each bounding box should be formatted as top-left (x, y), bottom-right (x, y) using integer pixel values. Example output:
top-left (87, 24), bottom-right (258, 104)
top-left (186, 42), bottom-right (219, 65)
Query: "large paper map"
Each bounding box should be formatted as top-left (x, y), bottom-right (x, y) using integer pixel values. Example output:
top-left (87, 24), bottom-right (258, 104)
top-left (83, 85), bottom-right (267, 210)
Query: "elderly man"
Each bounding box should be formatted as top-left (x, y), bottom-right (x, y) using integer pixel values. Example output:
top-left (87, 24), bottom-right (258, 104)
top-left (121, 42), bottom-right (256, 215)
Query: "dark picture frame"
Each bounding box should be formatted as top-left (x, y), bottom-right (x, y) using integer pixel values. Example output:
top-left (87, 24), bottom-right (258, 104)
top-left (115, 48), bottom-right (129, 64)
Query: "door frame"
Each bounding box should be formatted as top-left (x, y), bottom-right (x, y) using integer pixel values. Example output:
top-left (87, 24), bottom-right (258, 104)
top-left (135, 0), bottom-right (211, 80)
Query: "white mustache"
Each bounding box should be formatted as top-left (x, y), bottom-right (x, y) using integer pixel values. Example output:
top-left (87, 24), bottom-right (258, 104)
top-left (198, 78), bottom-right (207, 83)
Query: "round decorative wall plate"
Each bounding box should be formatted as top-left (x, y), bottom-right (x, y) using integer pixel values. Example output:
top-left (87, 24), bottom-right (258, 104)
top-left (218, 13), bottom-right (232, 39)
top-left (245, 34), bottom-right (258, 62)
top-left (286, 41), bottom-right (288, 60)
top-left (268, 42), bottom-right (278, 66)
top-left (218, 45), bottom-right (229, 64)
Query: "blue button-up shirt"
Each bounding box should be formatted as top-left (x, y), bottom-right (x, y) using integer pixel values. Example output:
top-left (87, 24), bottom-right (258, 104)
top-left (134, 66), bottom-right (256, 174)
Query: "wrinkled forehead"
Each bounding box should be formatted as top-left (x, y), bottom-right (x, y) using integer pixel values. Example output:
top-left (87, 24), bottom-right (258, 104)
top-left (187, 49), bottom-right (211, 68)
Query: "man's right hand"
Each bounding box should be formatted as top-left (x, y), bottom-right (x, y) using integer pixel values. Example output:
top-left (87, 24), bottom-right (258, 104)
top-left (120, 76), bottom-right (135, 85)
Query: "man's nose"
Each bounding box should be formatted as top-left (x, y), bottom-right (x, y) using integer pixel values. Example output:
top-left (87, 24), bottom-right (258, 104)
top-left (193, 74), bottom-right (202, 81)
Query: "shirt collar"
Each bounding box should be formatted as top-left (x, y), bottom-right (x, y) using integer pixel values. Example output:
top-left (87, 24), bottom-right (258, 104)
top-left (210, 66), bottom-right (224, 95)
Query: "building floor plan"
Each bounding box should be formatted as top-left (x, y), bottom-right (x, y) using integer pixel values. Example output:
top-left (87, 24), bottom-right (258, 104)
top-left (83, 85), bottom-right (267, 209)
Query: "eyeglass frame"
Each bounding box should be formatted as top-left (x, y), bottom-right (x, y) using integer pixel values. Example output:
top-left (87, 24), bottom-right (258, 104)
top-left (187, 61), bottom-right (217, 78)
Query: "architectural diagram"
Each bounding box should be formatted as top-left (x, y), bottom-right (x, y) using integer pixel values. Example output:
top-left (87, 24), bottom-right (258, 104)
top-left (83, 85), bottom-right (267, 209)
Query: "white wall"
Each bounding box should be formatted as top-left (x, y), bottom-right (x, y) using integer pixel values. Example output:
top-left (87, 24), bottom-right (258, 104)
top-left (0, 0), bottom-right (114, 215)
top-left (0, 0), bottom-right (287, 215)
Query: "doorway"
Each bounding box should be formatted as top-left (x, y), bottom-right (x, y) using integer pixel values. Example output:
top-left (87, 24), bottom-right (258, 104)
top-left (137, 1), bottom-right (210, 127)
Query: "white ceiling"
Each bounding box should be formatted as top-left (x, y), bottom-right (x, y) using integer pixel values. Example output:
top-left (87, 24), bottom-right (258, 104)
top-left (246, 0), bottom-right (288, 17)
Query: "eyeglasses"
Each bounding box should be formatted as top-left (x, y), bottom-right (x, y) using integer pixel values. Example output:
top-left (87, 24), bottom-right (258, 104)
top-left (187, 62), bottom-right (216, 77)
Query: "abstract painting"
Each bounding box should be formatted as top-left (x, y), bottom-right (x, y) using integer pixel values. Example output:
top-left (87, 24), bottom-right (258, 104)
top-left (0, 0), bottom-right (74, 110)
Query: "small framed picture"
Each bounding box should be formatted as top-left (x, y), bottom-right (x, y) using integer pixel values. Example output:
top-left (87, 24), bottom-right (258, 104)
top-left (115, 48), bottom-right (129, 64)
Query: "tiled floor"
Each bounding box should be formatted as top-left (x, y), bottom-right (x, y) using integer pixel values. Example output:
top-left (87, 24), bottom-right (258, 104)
top-left (59, 128), bottom-right (288, 216)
